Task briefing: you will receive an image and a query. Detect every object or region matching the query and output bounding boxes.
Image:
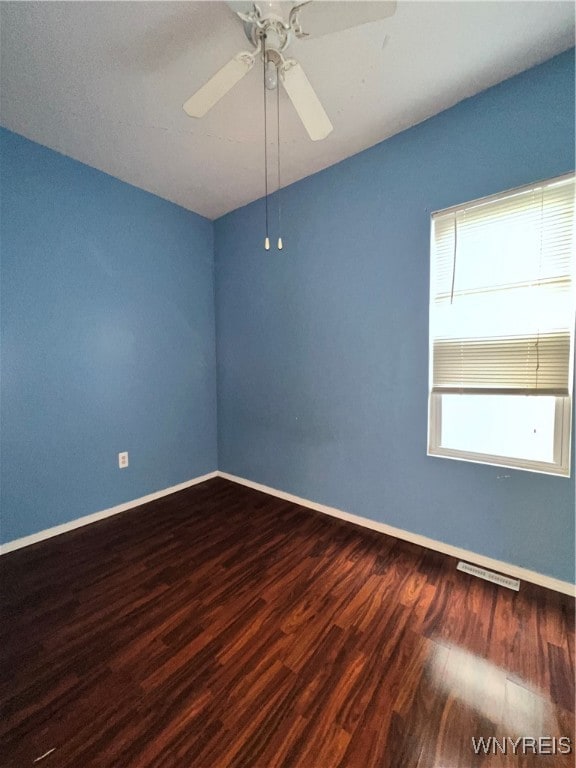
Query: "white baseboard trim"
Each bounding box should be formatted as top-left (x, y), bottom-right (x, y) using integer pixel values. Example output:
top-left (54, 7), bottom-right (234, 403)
top-left (217, 471), bottom-right (576, 598)
top-left (0, 471), bottom-right (218, 555)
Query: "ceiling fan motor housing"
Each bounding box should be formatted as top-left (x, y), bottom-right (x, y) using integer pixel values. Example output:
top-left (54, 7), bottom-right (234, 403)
top-left (240, 6), bottom-right (293, 91)
top-left (243, 15), bottom-right (292, 53)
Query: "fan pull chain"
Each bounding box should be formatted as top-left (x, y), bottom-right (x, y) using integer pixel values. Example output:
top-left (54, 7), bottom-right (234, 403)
top-left (276, 72), bottom-right (283, 250)
top-left (262, 32), bottom-right (270, 250)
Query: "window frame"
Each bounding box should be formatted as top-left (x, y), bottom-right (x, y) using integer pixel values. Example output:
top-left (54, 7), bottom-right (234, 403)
top-left (427, 392), bottom-right (572, 476)
top-left (427, 174), bottom-right (575, 478)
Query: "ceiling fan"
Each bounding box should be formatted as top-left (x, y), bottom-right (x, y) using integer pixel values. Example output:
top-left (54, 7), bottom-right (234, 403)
top-left (183, 1), bottom-right (397, 141)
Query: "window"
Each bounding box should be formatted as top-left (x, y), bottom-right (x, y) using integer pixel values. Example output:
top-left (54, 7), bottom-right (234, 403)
top-left (428, 174), bottom-right (575, 476)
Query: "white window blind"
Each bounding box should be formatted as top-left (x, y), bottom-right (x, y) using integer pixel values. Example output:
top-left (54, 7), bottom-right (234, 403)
top-left (430, 174), bottom-right (575, 396)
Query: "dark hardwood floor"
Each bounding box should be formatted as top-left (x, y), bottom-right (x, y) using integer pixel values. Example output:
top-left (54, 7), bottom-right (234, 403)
top-left (1, 477), bottom-right (574, 767)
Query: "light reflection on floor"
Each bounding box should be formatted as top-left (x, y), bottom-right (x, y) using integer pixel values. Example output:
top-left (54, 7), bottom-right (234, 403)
top-left (428, 641), bottom-right (557, 735)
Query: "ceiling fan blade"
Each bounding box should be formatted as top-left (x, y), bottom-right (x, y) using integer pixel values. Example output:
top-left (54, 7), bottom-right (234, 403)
top-left (183, 53), bottom-right (255, 117)
top-left (225, 1), bottom-right (257, 16)
top-left (295, 1), bottom-right (396, 39)
top-left (281, 60), bottom-right (333, 141)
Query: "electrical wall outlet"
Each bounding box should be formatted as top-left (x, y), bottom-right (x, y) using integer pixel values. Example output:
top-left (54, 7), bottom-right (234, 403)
top-left (118, 452), bottom-right (129, 469)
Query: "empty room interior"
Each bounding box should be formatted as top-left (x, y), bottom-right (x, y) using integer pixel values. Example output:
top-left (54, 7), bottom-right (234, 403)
top-left (1, 1), bottom-right (575, 766)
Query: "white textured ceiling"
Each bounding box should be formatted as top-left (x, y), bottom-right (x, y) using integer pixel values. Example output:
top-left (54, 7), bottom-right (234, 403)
top-left (1, 1), bottom-right (574, 219)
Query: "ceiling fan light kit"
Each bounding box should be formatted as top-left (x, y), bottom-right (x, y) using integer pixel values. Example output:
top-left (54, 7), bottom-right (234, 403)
top-left (182, 1), bottom-right (397, 248)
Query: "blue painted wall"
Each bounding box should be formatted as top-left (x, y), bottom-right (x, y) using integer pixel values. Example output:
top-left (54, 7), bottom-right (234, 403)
top-left (1, 128), bottom-right (217, 542)
top-left (215, 50), bottom-right (576, 583)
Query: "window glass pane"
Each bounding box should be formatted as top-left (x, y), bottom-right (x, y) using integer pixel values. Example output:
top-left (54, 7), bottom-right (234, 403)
top-left (440, 395), bottom-right (556, 463)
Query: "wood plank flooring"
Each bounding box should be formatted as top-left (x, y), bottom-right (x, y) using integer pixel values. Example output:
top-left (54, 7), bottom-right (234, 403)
top-left (1, 477), bottom-right (574, 767)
